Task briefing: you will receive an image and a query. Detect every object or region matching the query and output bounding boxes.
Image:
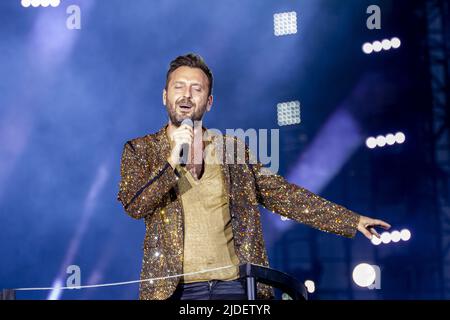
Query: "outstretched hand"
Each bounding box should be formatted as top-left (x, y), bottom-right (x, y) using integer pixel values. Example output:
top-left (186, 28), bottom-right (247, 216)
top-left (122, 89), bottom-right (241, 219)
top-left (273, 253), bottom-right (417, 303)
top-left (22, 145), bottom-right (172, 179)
top-left (357, 215), bottom-right (391, 240)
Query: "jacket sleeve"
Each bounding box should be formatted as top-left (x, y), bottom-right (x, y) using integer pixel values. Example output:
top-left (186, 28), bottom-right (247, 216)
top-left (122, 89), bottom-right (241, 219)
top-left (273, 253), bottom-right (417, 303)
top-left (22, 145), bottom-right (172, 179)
top-left (117, 141), bottom-right (180, 220)
top-left (244, 142), bottom-right (360, 238)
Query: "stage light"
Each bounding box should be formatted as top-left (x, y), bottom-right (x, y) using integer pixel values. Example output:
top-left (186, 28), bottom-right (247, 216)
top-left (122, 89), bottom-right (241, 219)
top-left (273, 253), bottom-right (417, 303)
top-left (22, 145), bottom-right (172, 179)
top-left (385, 133), bottom-right (396, 145)
top-left (395, 132), bottom-right (406, 144)
top-left (372, 41), bottom-right (383, 52)
top-left (371, 236), bottom-right (382, 245)
top-left (362, 43), bottom-right (373, 54)
top-left (376, 135), bottom-right (386, 147)
top-left (352, 263), bottom-right (376, 288)
top-left (362, 37), bottom-right (401, 55)
top-left (277, 100), bottom-right (301, 126)
top-left (400, 229), bottom-right (411, 241)
top-left (371, 229), bottom-right (411, 246)
top-left (274, 11), bottom-right (297, 36)
top-left (21, 0), bottom-right (31, 7)
top-left (381, 39), bottom-right (392, 50)
top-left (22, 0), bottom-right (60, 7)
top-left (391, 37), bottom-right (401, 49)
top-left (391, 231), bottom-right (401, 243)
top-left (366, 132), bottom-right (406, 149)
top-left (304, 280), bottom-right (315, 293)
top-left (381, 232), bottom-right (391, 244)
top-left (366, 137), bottom-right (377, 149)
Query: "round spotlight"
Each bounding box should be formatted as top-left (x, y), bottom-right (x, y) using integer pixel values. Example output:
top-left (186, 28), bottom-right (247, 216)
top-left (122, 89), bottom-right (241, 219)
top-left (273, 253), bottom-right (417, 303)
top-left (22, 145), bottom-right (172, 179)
top-left (31, 0), bottom-right (40, 7)
top-left (381, 232), bottom-right (391, 244)
top-left (366, 137), bottom-right (377, 149)
top-left (50, 0), bottom-right (61, 7)
top-left (376, 135), bottom-right (386, 147)
top-left (372, 41), bottom-right (383, 52)
top-left (352, 263), bottom-right (376, 288)
top-left (391, 231), bottom-right (401, 243)
top-left (385, 134), bottom-right (396, 145)
top-left (381, 39), bottom-right (392, 50)
top-left (395, 132), bottom-right (406, 144)
top-left (40, 0), bottom-right (50, 7)
top-left (400, 229), bottom-right (411, 241)
top-left (21, 0), bottom-right (31, 7)
top-left (362, 43), bottom-right (373, 54)
top-left (371, 236), bottom-right (382, 246)
top-left (391, 37), bottom-right (401, 49)
top-left (304, 280), bottom-right (315, 293)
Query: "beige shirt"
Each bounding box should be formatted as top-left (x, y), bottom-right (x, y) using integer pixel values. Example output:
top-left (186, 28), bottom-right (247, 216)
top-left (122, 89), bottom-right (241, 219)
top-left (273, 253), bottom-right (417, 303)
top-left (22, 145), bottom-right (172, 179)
top-left (166, 127), bottom-right (240, 283)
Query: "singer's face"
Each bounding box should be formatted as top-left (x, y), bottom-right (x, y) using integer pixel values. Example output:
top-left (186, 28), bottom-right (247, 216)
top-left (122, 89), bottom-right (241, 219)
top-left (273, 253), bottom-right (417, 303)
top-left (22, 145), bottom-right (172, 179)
top-left (163, 66), bottom-right (213, 126)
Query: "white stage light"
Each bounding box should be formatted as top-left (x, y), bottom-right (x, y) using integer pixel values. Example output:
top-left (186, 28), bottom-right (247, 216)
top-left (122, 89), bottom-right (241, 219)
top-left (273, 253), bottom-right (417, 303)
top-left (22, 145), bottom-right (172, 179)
top-left (400, 229), bottom-right (411, 241)
top-left (381, 39), bottom-right (392, 50)
top-left (381, 232), bottom-right (391, 244)
top-left (50, 0), bottom-right (61, 7)
top-left (391, 37), bottom-right (401, 49)
top-left (363, 43), bottom-right (373, 54)
top-left (363, 37), bottom-right (401, 55)
top-left (395, 132), bottom-right (406, 144)
top-left (376, 135), bottom-right (386, 147)
top-left (372, 41), bottom-right (383, 52)
top-left (274, 11), bottom-right (298, 36)
top-left (277, 100), bottom-right (301, 126)
top-left (371, 236), bottom-right (382, 245)
top-left (391, 231), bottom-right (401, 243)
top-left (352, 263), bottom-right (376, 288)
top-left (366, 137), bottom-right (377, 149)
top-left (385, 134), bottom-right (396, 145)
top-left (304, 280), bottom-right (315, 293)
top-left (21, 0), bottom-right (31, 7)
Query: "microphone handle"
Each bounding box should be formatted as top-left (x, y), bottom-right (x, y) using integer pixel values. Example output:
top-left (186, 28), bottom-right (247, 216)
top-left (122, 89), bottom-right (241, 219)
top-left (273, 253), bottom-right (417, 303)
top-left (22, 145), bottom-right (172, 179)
top-left (179, 118), bottom-right (193, 165)
top-left (180, 143), bottom-right (189, 165)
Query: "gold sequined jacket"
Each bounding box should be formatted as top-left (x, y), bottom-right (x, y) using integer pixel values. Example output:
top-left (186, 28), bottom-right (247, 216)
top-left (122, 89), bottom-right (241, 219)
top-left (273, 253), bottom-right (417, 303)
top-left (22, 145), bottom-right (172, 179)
top-left (117, 125), bottom-right (361, 300)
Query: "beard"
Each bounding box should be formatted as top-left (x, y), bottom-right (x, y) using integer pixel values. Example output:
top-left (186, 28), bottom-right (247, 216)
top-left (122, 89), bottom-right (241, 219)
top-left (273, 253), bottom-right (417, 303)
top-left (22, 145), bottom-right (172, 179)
top-left (165, 98), bottom-right (206, 126)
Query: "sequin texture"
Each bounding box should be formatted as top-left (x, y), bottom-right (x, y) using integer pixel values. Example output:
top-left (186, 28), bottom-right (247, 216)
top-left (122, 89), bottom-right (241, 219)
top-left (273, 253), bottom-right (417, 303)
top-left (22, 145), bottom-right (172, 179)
top-left (117, 125), bottom-right (361, 300)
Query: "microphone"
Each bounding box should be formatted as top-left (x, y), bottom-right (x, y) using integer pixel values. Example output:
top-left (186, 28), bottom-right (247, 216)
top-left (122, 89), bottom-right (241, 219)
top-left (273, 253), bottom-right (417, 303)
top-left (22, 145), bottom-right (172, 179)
top-left (180, 118), bottom-right (193, 165)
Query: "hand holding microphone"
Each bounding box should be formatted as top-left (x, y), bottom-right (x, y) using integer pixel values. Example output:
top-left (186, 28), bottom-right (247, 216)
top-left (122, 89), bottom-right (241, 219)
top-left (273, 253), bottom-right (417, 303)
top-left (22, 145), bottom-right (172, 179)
top-left (167, 118), bottom-right (194, 168)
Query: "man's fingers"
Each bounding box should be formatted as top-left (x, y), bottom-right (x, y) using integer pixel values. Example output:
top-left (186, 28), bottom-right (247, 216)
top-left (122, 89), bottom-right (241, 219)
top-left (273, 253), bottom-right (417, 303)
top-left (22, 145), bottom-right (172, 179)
top-left (358, 216), bottom-right (391, 240)
top-left (374, 219), bottom-right (391, 230)
top-left (369, 227), bottom-right (380, 239)
top-left (359, 226), bottom-right (373, 240)
top-left (174, 128), bottom-right (193, 138)
top-left (179, 125), bottom-right (194, 135)
top-left (363, 229), bottom-right (372, 240)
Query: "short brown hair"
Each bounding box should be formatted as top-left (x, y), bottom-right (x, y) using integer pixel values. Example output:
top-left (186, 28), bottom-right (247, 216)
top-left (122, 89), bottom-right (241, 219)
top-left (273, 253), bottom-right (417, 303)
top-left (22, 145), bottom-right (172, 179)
top-left (165, 53), bottom-right (213, 96)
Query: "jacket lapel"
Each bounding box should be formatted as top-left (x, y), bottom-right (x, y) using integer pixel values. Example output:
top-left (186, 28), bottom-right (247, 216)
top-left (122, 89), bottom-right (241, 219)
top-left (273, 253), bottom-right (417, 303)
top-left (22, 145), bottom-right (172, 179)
top-left (153, 124), bottom-right (172, 166)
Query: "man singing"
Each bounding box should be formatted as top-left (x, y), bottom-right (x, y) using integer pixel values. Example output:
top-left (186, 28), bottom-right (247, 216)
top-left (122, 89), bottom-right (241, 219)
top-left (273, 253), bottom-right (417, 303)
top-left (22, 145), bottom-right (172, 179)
top-left (117, 53), bottom-right (391, 300)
